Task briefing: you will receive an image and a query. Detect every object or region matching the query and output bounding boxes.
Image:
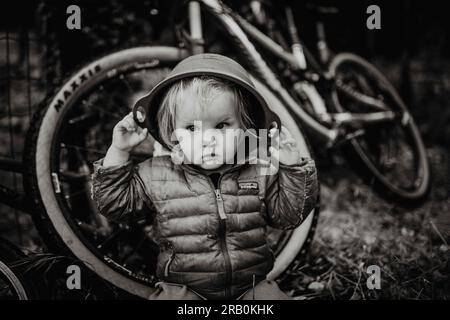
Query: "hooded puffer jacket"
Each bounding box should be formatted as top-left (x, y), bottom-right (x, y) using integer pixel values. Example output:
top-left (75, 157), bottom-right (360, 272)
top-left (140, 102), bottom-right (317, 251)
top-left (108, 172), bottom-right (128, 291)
top-left (91, 154), bottom-right (318, 300)
top-left (92, 53), bottom-right (318, 299)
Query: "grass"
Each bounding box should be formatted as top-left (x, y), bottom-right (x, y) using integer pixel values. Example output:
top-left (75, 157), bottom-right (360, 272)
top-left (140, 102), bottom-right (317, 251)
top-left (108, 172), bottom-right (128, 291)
top-left (279, 145), bottom-right (450, 300)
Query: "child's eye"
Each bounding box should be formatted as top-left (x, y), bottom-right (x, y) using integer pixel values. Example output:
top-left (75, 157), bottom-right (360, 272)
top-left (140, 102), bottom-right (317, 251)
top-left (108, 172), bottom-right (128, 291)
top-left (216, 122), bottom-right (229, 129)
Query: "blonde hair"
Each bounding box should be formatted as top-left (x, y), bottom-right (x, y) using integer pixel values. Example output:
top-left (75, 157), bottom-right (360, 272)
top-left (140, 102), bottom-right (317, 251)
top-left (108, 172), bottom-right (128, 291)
top-left (157, 76), bottom-right (255, 149)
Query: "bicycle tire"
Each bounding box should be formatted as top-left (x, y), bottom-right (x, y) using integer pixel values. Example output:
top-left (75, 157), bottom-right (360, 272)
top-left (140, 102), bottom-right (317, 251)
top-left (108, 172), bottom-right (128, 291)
top-left (329, 53), bottom-right (430, 203)
top-left (0, 238), bottom-right (40, 300)
top-left (24, 46), bottom-right (319, 298)
top-left (0, 260), bottom-right (28, 300)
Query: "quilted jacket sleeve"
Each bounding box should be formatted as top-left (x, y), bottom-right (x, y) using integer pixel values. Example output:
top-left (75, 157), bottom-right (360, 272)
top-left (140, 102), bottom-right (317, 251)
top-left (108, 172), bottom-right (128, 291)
top-left (90, 158), bottom-right (156, 224)
top-left (264, 156), bottom-right (319, 230)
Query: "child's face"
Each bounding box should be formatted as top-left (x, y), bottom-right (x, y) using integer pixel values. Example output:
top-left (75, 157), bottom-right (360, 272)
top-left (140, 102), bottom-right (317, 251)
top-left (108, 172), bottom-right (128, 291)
top-left (174, 90), bottom-right (243, 170)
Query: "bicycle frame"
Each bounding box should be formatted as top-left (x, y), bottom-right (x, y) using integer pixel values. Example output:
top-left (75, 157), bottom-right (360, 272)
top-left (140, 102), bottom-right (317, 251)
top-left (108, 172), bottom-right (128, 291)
top-left (187, 0), bottom-right (398, 147)
top-left (191, 0), bottom-right (340, 145)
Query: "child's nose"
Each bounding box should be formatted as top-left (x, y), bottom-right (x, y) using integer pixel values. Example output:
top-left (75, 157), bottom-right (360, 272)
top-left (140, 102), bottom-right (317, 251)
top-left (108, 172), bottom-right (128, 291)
top-left (202, 135), bottom-right (217, 148)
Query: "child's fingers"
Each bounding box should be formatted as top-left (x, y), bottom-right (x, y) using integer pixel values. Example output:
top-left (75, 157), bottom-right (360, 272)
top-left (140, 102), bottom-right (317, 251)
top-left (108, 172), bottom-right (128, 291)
top-left (139, 128), bottom-right (148, 140)
top-left (269, 146), bottom-right (279, 162)
top-left (123, 112), bottom-right (134, 123)
top-left (269, 127), bottom-right (280, 148)
top-left (117, 115), bottom-right (130, 129)
top-left (116, 120), bottom-right (128, 132)
top-left (269, 125), bottom-right (292, 139)
top-left (280, 125), bottom-right (293, 139)
top-left (128, 128), bottom-right (148, 146)
top-left (118, 112), bottom-right (140, 132)
top-left (280, 137), bottom-right (296, 148)
top-left (268, 127), bottom-right (278, 138)
top-left (123, 117), bottom-right (137, 131)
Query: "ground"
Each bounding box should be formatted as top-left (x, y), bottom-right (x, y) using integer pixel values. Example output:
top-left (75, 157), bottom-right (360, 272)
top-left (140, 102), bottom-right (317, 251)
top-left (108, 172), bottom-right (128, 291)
top-left (279, 145), bottom-right (450, 300)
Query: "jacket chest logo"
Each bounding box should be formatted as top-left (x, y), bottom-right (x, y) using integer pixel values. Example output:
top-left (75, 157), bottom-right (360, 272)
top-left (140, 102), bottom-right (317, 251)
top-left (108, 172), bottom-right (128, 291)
top-left (238, 182), bottom-right (258, 190)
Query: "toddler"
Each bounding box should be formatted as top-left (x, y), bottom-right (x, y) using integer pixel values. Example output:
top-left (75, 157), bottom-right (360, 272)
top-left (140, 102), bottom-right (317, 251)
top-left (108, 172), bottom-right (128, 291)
top-left (91, 53), bottom-right (318, 300)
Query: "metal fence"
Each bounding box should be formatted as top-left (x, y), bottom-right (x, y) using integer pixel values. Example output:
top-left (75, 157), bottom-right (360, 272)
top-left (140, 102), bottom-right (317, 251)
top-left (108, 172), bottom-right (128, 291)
top-left (0, 5), bottom-right (52, 245)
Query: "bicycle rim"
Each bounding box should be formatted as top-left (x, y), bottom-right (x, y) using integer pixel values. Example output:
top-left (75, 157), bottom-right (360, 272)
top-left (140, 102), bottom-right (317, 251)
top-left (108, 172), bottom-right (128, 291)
top-left (0, 260), bottom-right (29, 300)
top-left (0, 238), bottom-right (34, 300)
top-left (25, 46), bottom-right (318, 297)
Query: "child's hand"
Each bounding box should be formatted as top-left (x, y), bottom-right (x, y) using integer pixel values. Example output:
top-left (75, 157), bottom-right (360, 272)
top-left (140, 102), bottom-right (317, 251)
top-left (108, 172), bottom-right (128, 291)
top-left (268, 125), bottom-right (301, 166)
top-left (111, 112), bottom-right (148, 153)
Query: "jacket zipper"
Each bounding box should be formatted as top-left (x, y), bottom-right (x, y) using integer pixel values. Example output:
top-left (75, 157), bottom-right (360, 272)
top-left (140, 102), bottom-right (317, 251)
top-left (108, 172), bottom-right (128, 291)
top-left (214, 188), bottom-right (232, 298)
top-left (214, 189), bottom-right (227, 220)
top-left (207, 172), bottom-right (234, 299)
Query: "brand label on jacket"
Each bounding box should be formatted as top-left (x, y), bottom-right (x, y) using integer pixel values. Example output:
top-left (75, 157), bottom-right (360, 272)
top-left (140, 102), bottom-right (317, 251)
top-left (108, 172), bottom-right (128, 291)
top-left (238, 182), bottom-right (258, 190)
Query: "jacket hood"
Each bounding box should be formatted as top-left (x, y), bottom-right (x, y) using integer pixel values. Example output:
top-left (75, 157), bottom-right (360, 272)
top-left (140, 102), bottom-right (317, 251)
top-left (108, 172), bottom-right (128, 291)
top-left (132, 53), bottom-right (281, 150)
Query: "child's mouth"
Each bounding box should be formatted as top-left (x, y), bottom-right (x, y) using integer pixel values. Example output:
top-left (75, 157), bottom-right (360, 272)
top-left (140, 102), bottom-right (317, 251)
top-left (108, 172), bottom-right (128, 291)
top-left (202, 152), bottom-right (217, 161)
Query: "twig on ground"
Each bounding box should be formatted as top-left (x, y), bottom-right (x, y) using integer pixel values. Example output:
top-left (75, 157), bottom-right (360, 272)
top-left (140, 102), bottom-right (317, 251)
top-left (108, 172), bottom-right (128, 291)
top-left (430, 219), bottom-right (449, 247)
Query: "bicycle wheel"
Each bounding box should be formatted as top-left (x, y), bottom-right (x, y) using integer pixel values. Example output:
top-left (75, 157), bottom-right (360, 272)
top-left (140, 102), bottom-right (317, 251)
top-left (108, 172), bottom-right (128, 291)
top-left (24, 46), bottom-right (318, 298)
top-left (0, 260), bottom-right (28, 300)
top-left (329, 53), bottom-right (430, 203)
top-left (0, 238), bottom-right (40, 300)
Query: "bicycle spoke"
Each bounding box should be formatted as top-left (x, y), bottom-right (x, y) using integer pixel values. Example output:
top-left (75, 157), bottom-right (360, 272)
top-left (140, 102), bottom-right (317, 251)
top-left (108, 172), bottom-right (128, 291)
top-left (0, 284), bottom-right (10, 292)
top-left (77, 220), bottom-right (100, 235)
top-left (96, 228), bottom-right (125, 250)
top-left (67, 112), bottom-right (97, 126)
top-left (60, 143), bottom-right (107, 157)
top-left (79, 92), bottom-right (123, 121)
top-left (63, 186), bottom-right (89, 200)
top-left (119, 74), bottom-right (136, 93)
top-left (59, 170), bottom-right (90, 182)
top-left (89, 104), bottom-right (122, 120)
